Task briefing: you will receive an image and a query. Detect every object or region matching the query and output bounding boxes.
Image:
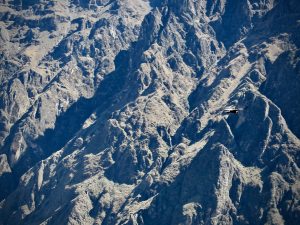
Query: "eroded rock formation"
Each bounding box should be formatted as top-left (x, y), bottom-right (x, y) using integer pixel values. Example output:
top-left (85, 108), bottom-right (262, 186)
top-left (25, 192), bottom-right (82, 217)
top-left (0, 0), bottom-right (299, 224)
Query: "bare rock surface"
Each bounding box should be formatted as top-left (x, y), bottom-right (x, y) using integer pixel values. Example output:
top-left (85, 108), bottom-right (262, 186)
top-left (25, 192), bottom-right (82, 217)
top-left (0, 0), bottom-right (300, 224)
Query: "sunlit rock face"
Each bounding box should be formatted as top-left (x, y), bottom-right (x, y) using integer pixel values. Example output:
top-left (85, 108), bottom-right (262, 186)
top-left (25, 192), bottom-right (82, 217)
top-left (0, 0), bottom-right (299, 224)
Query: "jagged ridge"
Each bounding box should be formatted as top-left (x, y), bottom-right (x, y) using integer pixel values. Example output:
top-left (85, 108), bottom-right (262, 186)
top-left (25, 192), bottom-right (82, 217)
top-left (0, 0), bottom-right (300, 225)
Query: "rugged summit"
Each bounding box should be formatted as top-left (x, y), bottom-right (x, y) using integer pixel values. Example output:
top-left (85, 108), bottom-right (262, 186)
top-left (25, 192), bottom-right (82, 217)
top-left (0, 0), bottom-right (300, 224)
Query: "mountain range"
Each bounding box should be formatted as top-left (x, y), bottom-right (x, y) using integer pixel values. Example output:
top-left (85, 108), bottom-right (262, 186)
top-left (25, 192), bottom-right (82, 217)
top-left (0, 0), bottom-right (299, 224)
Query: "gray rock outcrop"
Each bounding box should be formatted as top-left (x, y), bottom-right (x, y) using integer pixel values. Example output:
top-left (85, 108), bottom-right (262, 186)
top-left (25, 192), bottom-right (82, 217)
top-left (0, 0), bottom-right (299, 224)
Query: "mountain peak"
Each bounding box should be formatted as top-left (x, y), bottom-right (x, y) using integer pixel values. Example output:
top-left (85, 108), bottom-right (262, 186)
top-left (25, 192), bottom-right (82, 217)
top-left (0, 0), bottom-right (299, 224)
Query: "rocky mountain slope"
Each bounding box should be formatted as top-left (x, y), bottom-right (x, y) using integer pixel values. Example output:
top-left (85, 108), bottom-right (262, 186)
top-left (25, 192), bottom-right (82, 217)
top-left (0, 0), bottom-right (300, 224)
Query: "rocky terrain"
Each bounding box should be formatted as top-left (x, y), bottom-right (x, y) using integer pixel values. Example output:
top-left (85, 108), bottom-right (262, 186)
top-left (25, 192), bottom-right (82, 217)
top-left (0, 0), bottom-right (299, 224)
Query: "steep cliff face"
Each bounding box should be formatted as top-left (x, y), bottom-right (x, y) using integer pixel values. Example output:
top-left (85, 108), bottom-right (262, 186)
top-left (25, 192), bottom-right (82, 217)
top-left (0, 0), bottom-right (152, 198)
top-left (0, 0), bottom-right (299, 224)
